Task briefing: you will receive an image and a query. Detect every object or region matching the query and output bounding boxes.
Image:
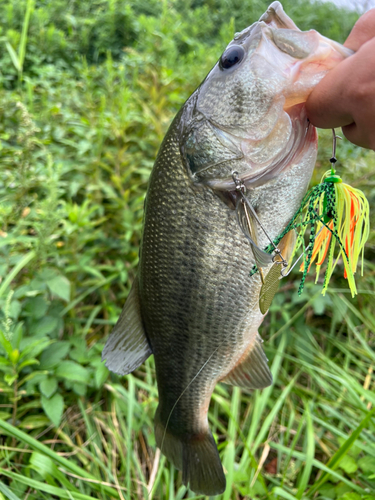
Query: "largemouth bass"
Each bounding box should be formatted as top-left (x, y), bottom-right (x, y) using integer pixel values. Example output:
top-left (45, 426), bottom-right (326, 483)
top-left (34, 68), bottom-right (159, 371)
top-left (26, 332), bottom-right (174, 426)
top-left (102, 2), bottom-right (351, 495)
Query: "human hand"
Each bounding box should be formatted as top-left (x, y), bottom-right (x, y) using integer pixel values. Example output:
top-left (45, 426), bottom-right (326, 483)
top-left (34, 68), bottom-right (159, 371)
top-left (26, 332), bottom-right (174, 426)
top-left (306, 9), bottom-right (375, 150)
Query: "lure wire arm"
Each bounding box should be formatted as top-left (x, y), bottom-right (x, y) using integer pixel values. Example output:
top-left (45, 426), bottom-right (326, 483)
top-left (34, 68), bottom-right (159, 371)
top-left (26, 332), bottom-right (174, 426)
top-left (330, 128), bottom-right (342, 169)
top-left (232, 171), bottom-right (288, 269)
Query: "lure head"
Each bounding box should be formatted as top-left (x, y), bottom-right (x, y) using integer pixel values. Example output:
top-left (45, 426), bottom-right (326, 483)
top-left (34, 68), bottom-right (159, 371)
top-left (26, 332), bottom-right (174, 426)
top-left (180, 1), bottom-right (352, 192)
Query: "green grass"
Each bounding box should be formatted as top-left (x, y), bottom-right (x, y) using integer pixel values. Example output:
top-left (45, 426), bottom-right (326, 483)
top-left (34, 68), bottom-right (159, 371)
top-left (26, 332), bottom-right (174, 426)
top-left (0, 0), bottom-right (374, 499)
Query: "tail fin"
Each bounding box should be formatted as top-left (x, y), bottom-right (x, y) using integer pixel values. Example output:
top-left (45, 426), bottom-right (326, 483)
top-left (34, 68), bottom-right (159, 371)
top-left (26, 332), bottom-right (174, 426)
top-left (182, 432), bottom-right (226, 495)
top-left (155, 409), bottom-right (226, 495)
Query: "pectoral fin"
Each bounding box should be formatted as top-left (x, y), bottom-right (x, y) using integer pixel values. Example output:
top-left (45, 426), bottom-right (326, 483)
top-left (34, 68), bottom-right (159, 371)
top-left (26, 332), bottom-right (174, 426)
top-left (220, 333), bottom-right (272, 390)
top-left (102, 279), bottom-right (152, 375)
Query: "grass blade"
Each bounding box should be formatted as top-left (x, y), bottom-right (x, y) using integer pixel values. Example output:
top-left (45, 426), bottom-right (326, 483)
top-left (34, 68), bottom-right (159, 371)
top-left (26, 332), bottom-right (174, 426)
top-left (0, 251), bottom-right (35, 298)
top-left (270, 442), bottom-right (366, 494)
top-left (223, 386), bottom-right (241, 500)
top-left (18, 0), bottom-right (34, 79)
top-left (0, 469), bottom-right (97, 500)
top-left (307, 406), bottom-right (375, 496)
top-left (0, 480), bottom-right (22, 500)
top-left (252, 373), bottom-right (299, 453)
top-left (296, 402), bottom-right (315, 498)
top-left (0, 419), bottom-right (120, 498)
top-left (4, 42), bottom-right (20, 73)
top-left (273, 487), bottom-right (298, 500)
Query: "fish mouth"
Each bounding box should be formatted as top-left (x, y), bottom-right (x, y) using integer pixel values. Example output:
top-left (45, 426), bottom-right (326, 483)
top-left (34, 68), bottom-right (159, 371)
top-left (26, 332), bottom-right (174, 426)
top-left (203, 106), bottom-right (316, 192)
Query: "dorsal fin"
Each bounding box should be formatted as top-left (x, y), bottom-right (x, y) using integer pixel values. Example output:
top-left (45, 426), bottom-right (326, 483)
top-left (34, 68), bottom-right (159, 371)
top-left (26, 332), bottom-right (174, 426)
top-left (220, 333), bottom-right (272, 390)
top-left (102, 279), bottom-right (152, 375)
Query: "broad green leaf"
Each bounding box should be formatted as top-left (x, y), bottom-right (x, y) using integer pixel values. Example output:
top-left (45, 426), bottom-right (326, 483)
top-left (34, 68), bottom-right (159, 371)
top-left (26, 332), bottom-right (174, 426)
top-left (29, 316), bottom-right (59, 336)
top-left (22, 296), bottom-right (48, 319)
top-left (9, 349), bottom-right (19, 364)
top-left (19, 337), bottom-right (51, 362)
top-left (95, 362), bottom-right (109, 388)
top-left (340, 493), bottom-right (362, 500)
top-left (338, 455), bottom-right (358, 474)
top-left (335, 482), bottom-right (354, 497)
top-left (0, 356), bottom-right (11, 366)
top-left (0, 330), bottom-right (13, 357)
top-left (39, 342), bottom-right (70, 369)
top-left (317, 483), bottom-right (336, 499)
top-left (55, 361), bottom-right (89, 384)
top-left (19, 370), bottom-right (49, 387)
top-left (72, 382), bottom-right (87, 396)
top-left (358, 456), bottom-right (375, 474)
top-left (9, 300), bottom-right (21, 319)
top-left (30, 452), bottom-right (80, 492)
top-left (312, 294), bottom-right (326, 315)
top-left (69, 338), bottom-right (90, 363)
top-left (4, 374), bottom-right (17, 386)
top-left (39, 377), bottom-right (58, 398)
top-left (46, 275), bottom-right (71, 302)
top-left (41, 393), bottom-right (64, 427)
top-left (19, 415), bottom-right (49, 429)
top-left (38, 269), bottom-right (60, 281)
top-left (59, 276), bottom-right (116, 317)
top-left (18, 358), bottom-right (39, 370)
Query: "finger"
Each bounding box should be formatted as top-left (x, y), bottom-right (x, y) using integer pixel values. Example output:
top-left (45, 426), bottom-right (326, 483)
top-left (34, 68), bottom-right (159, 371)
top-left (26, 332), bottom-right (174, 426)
top-left (307, 37), bottom-right (375, 130)
top-left (305, 56), bottom-right (354, 129)
top-left (344, 8), bottom-right (375, 51)
top-left (342, 121), bottom-right (375, 151)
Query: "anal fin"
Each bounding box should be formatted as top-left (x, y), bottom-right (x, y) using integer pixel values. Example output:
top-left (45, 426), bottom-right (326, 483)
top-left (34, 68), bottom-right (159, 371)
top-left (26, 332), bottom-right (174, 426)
top-left (102, 279), bottom-right (152, 375)
top-left (220, 333), bottom-right (272, 390)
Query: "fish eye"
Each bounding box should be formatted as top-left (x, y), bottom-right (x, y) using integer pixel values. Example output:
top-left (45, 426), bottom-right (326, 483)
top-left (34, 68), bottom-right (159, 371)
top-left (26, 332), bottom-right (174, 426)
top-left (219, 45), bottom-right (245, 70)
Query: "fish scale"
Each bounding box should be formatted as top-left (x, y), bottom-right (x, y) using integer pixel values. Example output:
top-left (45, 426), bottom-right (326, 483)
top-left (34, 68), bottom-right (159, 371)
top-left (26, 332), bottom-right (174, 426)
top-left (102, 2), bottom-right (352, 494)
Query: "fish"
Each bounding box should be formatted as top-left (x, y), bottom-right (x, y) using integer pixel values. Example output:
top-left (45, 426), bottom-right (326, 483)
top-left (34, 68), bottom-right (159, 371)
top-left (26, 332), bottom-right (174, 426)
top-left (102, 2), bottom-right (351, 495)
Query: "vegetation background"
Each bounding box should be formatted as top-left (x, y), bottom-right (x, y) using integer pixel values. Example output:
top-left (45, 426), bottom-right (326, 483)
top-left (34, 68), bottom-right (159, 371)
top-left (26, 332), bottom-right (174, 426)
top-left (0, 0), bottom-right (374, 499)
